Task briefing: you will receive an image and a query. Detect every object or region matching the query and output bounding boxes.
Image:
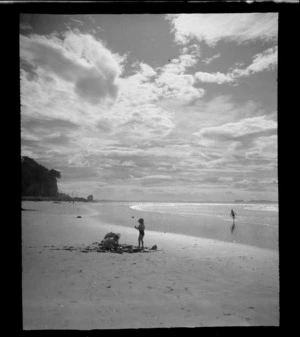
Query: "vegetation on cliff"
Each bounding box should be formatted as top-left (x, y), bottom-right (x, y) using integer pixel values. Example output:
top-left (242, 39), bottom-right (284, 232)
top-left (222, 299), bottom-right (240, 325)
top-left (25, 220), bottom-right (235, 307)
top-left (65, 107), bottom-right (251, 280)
top-left (22, 156), bottom-right (61, 197)
top-left (21, 156), bottom-right (91, 202)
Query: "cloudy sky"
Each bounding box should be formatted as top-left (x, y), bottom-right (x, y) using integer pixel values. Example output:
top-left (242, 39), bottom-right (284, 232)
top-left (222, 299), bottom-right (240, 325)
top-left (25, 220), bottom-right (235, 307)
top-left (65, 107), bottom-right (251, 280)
top-left (20, 13), bottom-right (278, 202)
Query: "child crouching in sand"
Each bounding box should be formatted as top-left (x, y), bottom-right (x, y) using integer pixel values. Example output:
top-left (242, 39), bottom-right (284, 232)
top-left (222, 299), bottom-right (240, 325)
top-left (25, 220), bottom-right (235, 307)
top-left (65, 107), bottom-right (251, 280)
top-left (135, 218), bottom-right (145, 250)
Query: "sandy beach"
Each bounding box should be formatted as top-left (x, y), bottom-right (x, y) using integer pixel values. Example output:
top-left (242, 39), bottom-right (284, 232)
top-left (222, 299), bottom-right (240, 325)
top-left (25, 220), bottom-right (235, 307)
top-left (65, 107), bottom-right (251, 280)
top-left (22, 201), bottom-right (279, 329)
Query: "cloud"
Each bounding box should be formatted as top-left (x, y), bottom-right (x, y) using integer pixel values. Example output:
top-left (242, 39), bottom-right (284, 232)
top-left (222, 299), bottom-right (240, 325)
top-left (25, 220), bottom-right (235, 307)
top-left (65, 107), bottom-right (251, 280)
top-left (117, 73), bottom-right (160, 106)
top-left (96, 117), bottom-right (113, 133)
top-left (139, 62), bottom-right (157, 78)
top-left (194, 46), bottom-right (277, 85)
top-left (117, 50), bottom-right (204, 109)
top-left (231, 46), bottom-right (278, 78)
top-left (166, 13), bottom-right (278, 46)
top-left (22, 115), bottom-right (80, 134)
top-left (194, 115), bottom-right (277, 142)
top-left (151, 49), bottom-right (204, 103)
top-left (69, 18), bottom-right (84, 26)
top-left (245, 135), bottom-right (277, 161)
top-left (234, 179), bottom-right (251, 189)
top-left (195, 71), bottom-right (234, 84)
top-left (202, 53), bottom-right (221, 65)
top-left (189, 115), bottom-right (277, 177)
top-left (21, 115), bottom-right (82, 155)
top-left (156, 72), bottom-right (205, 102)
top-left (114, 104), bottom-right (175, 141)
top-left (43, 134), bottom-right (72, 146)
top-left (121, 160), bottom-right (136, 167)
top-left (57, 166), bottom-right (100, 181)
top-left (20, 31), bottom-right (125, 105)
top-left (20, 17), bottom-right (278, 201)
top-left (139, 175), bottom-right (173, 186)
top-left (163, 95), bottom-right (264, 140)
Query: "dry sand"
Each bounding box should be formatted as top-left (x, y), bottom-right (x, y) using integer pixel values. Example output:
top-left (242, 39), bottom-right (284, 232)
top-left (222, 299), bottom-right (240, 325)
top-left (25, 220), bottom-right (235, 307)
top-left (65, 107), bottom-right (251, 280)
top-left (22, 201), bottom-right (279, 329)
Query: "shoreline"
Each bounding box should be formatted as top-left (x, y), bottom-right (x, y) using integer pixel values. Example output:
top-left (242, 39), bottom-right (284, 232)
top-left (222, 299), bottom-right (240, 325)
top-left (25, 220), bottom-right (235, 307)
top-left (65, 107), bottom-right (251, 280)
top-left (22, 201), bottom-right (279, 328)
top-left (84, 201), bottom-right (278, 252)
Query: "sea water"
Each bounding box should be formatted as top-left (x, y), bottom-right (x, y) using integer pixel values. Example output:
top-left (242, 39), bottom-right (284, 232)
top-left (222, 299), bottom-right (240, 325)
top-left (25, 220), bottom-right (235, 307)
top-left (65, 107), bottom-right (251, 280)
top-left (94, 202), bottom-right (279, 251)
top-left (130, 202), bottom-right (278, 228)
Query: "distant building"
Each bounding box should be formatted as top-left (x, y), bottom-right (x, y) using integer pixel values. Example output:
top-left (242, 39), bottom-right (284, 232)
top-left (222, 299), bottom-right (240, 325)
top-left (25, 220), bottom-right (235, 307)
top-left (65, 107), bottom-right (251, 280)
top-left (87, 195), bottom-right (93, 202)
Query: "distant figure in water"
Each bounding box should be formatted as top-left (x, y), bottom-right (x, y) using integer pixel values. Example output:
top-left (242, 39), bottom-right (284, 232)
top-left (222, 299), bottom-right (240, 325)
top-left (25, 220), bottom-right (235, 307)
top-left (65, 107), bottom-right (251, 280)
top-left (230, 209), bottom-right (236, 233)
top-left (230, 209), bottom-right (236, 220)
top-left (134, 218), bottom-right (145, 250)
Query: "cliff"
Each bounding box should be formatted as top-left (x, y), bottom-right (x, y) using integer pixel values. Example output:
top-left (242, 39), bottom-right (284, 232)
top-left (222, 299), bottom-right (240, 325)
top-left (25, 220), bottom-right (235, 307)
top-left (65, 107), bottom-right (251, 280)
top-left (21, 156), bottom-right (61, 197)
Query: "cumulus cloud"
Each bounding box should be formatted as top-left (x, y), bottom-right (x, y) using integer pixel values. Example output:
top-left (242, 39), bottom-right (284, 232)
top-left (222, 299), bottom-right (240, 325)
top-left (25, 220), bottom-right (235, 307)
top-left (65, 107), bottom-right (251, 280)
top-left (117, 50), bottom-right (204, 107)
top-left (117, 72), bottom-right (160, 106)
top-left (150, 49), bottom-right (205, 103)
top-left (166, 13), bottom-right (278, 46)
top-left (20, 31), bottom-right (125, 105)
top-left (195, 71), bottom-right (234, 84)
top-left (156, 72), bottom-right (205, 102)
top-left (139, 62), bottom-right (157, 78)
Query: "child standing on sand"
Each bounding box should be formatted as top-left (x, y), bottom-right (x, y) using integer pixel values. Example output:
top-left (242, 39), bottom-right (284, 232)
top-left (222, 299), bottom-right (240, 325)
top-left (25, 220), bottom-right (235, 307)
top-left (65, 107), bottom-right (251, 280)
top-left (134, 218), bottom-right (145, 250)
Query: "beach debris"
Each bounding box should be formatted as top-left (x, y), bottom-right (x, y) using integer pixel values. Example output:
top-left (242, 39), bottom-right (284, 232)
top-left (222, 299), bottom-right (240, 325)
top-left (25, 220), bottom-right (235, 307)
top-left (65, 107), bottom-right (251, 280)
top-left (76, 216), bottom-right (82, 218)
top-left (47, 232), bottom-right (159, 254)
top-left (49, 242), bottom-right (160, 254)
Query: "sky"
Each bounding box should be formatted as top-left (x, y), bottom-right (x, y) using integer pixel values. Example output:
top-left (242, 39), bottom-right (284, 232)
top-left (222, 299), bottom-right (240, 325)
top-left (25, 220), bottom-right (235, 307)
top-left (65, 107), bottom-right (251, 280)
top-left (20, 13), bottom-right (278, 202)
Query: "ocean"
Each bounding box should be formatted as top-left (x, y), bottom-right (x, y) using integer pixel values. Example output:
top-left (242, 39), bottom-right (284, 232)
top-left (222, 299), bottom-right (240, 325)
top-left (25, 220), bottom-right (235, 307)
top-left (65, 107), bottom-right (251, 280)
top-left (93, 202), bottom-right (279, 251)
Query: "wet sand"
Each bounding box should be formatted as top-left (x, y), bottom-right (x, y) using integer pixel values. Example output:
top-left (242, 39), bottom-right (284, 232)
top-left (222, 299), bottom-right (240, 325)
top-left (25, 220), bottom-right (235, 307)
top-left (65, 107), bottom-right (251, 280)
top-left (22, 201), bottom-right (279, 329)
